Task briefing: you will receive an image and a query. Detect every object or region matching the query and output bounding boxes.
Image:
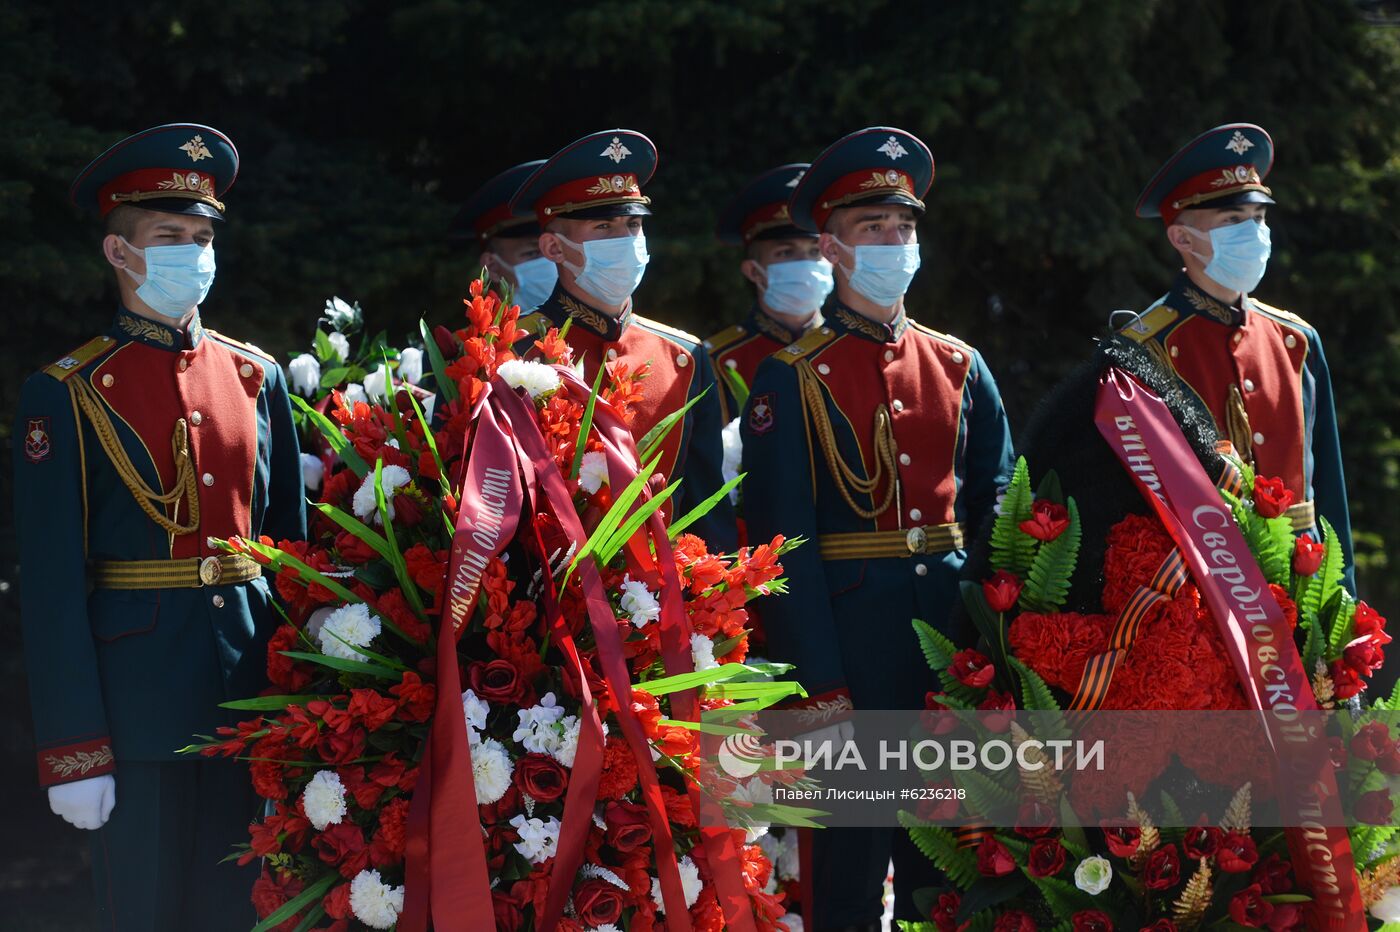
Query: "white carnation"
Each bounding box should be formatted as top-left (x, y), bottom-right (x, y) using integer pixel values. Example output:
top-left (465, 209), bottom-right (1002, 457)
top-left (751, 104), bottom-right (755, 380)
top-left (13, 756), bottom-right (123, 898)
top-left (300, 452), bottom-right (324, 493)
top-left (327, 330), bottom-right (352, 362)
top-left (317, 603), bottom-right (381, 660)
top-left (510, 813), bottom-right (561, 864)
top-left (551, 715), bottom-right (606, 769)
top-left (578, 450), bottom-right (609, 495)
top-left (779, 913), bottom-right (805, 932)
top-left (690, 632), bottom-right (719, 671)
top-left (300, 770), bottom-right (347, 831)
top-left (1074, 855), bottom-right (1113, 895)
top-left (287, 353), bottom-right (321, 397)
top-left (497, 358), bottom-right (561, 399)
top-left (513, 693), bottom-right (566, 755)
top-left (348, 868), bottom-right (404, 929)
top-left (363, 363), bottom-right (391, 403)
top-left (342, 381), bottom-right (368, 406)
top-left (649, 855), bottom-right (703, 912)
top-left (1372, 885), bottom-right (1400, 921)
top-left (618, 574), bottom-right (661, 628)
top-left (721, 417), bottom-right (742, 504)
top-left (351, 465), bottom-right (412, 524)
top-left (398, 347), bottom-right (424, 385)
top-left (462, 688), bottom-right (490, 744)
top-left (472, 738), bottom-right (512, 805)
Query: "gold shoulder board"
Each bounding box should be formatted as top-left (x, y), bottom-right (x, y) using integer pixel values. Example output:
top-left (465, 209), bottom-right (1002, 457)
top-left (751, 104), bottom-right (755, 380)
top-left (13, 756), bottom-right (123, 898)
top-left (910, 320), bottom-right (973, 351)
top-left (44, 335), bottom-right (118, 381)
top-left (1251, 300), bottom-right (1312, 331)
top-left (1118, 304), bottom-right (1179, 343)
top-left (206, 329), bottom-right (276, 363)
top-left (777, 326), bottom-right (838, 365)
top-left (703, 324), bottom-right (750, 353)
top-left (636, 315), bottom-right (701, 345)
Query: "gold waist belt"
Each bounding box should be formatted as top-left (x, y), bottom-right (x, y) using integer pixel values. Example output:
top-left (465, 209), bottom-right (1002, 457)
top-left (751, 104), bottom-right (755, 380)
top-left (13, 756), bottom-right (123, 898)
top-left (818, 522), bottom-right (965, 561)
top-left (1284, 500), bottom-right (1316, 534)
top-left (90, 554), bottom-right (262, 589)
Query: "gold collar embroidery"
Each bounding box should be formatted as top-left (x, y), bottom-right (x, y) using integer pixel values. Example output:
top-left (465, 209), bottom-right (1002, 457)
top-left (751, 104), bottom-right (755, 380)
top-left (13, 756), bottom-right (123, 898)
top-left (118, 313), bottom-right (176, 347)
top-left (1181, 286), bottom-right (1236, 325)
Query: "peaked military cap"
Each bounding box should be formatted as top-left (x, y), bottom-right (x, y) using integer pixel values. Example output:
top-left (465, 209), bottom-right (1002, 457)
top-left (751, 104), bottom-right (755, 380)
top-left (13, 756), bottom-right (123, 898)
top-left (510, 129), bottom-right (656, 227)
top-left (716, 163), bottom-right (816, 245)
top-left (1137, 123), bottom-right (1275, 224)
top-left (451, 160), bottom-right (545, 242)
top-left (788, 127), bottom-right (934, 233)
top-left (70, 123), bottom-right (238, 220)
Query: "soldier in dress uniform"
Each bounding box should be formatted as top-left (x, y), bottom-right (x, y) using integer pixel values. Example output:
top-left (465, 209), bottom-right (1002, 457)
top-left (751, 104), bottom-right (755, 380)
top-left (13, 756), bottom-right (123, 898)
top-left (508, 128), bottom-right (736, 551)
top-left (12, 124), bottom-right (306, 929)
top-left (452, 159), bottom-right (558, 312)
top-left (705, 163), bottom-right (833, 423)
top-left (741, 127), bottom-right (1015, 929)
top-left (1118, 123), bottom-right (1354, 589)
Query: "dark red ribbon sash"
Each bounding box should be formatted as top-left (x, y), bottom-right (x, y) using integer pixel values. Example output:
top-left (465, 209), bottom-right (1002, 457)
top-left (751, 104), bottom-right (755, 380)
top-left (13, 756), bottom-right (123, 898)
top-left (1095, 369), bottom-right (1363, 930)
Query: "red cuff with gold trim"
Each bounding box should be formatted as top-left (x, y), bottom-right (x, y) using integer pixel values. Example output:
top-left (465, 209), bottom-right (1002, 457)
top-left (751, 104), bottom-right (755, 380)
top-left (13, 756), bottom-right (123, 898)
top-left (37, 737), bottom-right (115, 787)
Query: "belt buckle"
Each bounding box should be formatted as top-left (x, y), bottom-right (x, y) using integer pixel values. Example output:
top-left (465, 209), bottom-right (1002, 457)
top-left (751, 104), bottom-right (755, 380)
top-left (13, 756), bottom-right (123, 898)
top-left (198, 555), bottom-right (223, 586)
top-left (905, 526), bottom-right (927, 555)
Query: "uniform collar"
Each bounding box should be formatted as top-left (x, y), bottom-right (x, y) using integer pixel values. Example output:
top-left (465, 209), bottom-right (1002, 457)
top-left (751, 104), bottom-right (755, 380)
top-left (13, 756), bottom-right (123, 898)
top-left (111, 306), bottom-right (205, 351)
top-left (534, 284), bottom-right (631, 342)
top-left (823, 296), bottom-right (906, 344)
top-left (746, 303), bottom-right (813, 345)
top-left (1163, 271), bottom-right (1251, 327)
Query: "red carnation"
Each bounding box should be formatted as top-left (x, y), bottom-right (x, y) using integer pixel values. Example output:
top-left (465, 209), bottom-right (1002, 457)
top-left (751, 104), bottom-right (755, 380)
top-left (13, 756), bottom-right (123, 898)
top-left (1228, 883), bottom-right (1274, 927)
top-left (1182, 825), bottom-right (1221, 860)
top-left (994, 912), bottom-right (1036, 932)
top-left (346, 688), bottom-right (398, 732)
top-left (1291, 536), bottom-right (1325, 576)
top-left (1350, 721), bottom-right (1396, 762)
top-left (322, 881), bottom-right (352, 920)
top-left (1071, 911), bottom-right (1114, 932)
top-left (1028, 837), bottom-right (1067, 877)
top-left (1103, 825), bottom-right (1141, 859)
top-left (1216, 832), bottom-right (1259, 873)
top-left (950, 649), bottom-right (996, 689)
top-left (982, 570), bottom-right (1023, 612)
top-left (975, 836), bottom-right (1016, 877)
top-left (513, 753), bottom-right (568, 803)
top-left (574, 878), bottom-right (625, 927)
top-left (597, 736), bottom-right (639, 800)
top-left (267, 624), bottom-right (313, 692)
top-left (1020, 499), bottom-right (1071, 541)
top-left (1142, 843), bottom-right (1181, 891)
top-left (1252, 476), bottom-right (1294, 519)
top-left (390, 671), bottom-right (436, 722)
top-left (1355, 789), bottom-right (1395, 825)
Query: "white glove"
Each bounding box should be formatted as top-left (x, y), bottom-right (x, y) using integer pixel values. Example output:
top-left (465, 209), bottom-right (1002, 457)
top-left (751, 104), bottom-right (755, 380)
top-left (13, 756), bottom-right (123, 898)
top-left (48, 774), bottom-right (116, 830)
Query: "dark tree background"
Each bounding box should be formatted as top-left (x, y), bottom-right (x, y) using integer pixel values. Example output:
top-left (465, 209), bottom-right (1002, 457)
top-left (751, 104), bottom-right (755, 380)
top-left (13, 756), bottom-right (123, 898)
top-left (2, 0), bottom-right (1397, 922)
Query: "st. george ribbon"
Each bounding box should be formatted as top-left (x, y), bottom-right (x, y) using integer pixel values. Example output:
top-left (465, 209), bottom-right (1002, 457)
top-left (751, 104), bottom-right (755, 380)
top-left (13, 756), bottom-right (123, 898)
top-left (1095, 368), bottom-right (1363, 930)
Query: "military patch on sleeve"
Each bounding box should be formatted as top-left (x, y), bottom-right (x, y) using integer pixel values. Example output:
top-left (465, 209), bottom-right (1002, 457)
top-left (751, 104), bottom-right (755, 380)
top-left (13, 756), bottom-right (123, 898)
top-left (23, 416), bottom-right (51, 463)
top-left (748, 392), bottom-right (775, 435)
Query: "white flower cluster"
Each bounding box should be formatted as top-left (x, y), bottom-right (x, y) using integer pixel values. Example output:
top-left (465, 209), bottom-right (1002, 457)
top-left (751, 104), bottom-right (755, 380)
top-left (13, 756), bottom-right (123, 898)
top-left (721, 417), bottom-right (742, 504)
top-left (472, 737), bottom-right (512, 805)
top-left (324, 296), bottom-right (362, 333)
top-left (690, 632), bottom-right (719, 671)
top-left (649, 855), bottom-right (704, 913)
top-left (618, 575), bottom-right (661, 628)
top-left (462, 688), bottom-right (490, 745)
top-left (300, 770), bottom-right (347, 831)
top-left (497, 358), bottom-right (561, 400)
top-left (514, 693), bottom-right (566, 754)
top-left (288, 353), bottom-right (321, 398)
top-left (578, 450), bottom-right (609, 495)
top-left (317, 603), bottom-right (381, 661)
top-left (349, 868), bottom-right (404, 929)
top-left (510, 813), bottom-right (561, 864)
top-left (352, 465), bottom-right (412, 525)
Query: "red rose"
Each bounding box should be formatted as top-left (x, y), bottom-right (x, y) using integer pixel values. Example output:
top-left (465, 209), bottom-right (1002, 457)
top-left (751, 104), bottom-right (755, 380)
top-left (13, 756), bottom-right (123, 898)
top-left (975, 836), bottom-right (1016, 877)
top-left (1216, 832), bottom-right (1259, 873)
top-left (1103, 825), bottom-right (1141, 859)
top-left (313, 821), bottom-right (370, 879)
top-left (1329, 660), bottom-right (1364, 700)
top-left (1014, 798), bottom-right (1056, 838)
top-left (513, 753), bottom-right (568, 803)
top-left (1252, 476), bottom-right (1294, 518)
top-left (950, 649), bottom-right (996, 689)
top-left (930, 891), bottom-right (962, 932)
top-left (1028, 837), bottom-right (1066, 877)
top-left (982, 570), bottom-right (1023, 612)
top-left (1350, 721), bottom-right (1396, 761)
top-left (1020, 499), bottom-right (1071, 541)
top-left (574, 878), bottom-right (625, 926)
top-left (1355, 789), bottom-right (1395, 825)
top-left (1228, 883), bottom-right (1274, 927)
top-left (1378, 747), bottom-right (1400, 775)
top-left (1182, 825), bottom-right (1221, 860)
top-left (603, 799), bottom-right (653, 852)
top-left (1071, 911), bottom-right (1114, 932)
top-left (1140, 922), bottom-right (1178, 932)
top-left (1142, 843), bottom-right (1181, 891)
top-left (470, 658), bottom-right (526, 704)
top-left (994, 912), bottom-right (1036, 932)
top-left (1291, 536), bottom-right (1325, 576)
top-left (1251, 854), bottom-right (1294, 895)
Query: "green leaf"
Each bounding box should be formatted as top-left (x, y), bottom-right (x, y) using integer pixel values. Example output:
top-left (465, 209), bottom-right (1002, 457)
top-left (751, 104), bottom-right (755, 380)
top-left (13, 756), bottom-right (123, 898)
top-left (956, 768), bottom-right (1019, 821)
top-left (1326, 594), bottom-right (1358, 660)
top-left (990, 457), bottom-right (1036, 577)
top-left (669, 473), bottom-right (744, 540)
top-left (570, 361), bottom-right (609, 480)
top-left (596, 477), bottom-right (682, 564)
top-left (1036, 469), bottom-right (1064, 505)
top-left (220, 694), bottom-right (332, 711)
top-left (313, 328), bottom-right (335, 362)
top-left (1008, 656), bottom-right (1063, 714)
top-left (639, 388), bottom-right (707, 464)
top-left (315, 500), bottom-right (393, 561)
top-left (639, 661), bottom-right (783, 696)
top-left (249, 872), bottom-right (336, 932)
top-left (958, 580), bottom-right (1009, 677)
top-left (897, 813), bottom-right (980, 889)
top-left (280, 650), bottom-right (401, 680)
top-left (292, 904), bottom-right (328, 932)
top-left (956, 875), bottom-right (1030, 922)
top-left (291, 394), bottom-right (370, 478)
top-left (419, 318), bottom-right (458, 403)
top-left (1019, 497), bottom-right (1081, 613)
top-left (913, 618), bottom-right (983, 705)
top-left (563, 452), bottom-right (663, 586)
top-left (1024, 873), bottom-right (1096, 918)
top-left (319, 365), bottom-right (351, 388)
top-left (722, 364), bottom-right (750, 411)
top-left (374, 458), bottom-right (429, 619)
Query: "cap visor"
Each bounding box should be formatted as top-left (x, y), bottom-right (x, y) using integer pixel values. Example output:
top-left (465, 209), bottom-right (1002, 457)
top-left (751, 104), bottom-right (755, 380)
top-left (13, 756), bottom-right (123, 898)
top-left (556, 202), bottom-right (652, 220)
top-left (132, 198), bottom-right (225, 220)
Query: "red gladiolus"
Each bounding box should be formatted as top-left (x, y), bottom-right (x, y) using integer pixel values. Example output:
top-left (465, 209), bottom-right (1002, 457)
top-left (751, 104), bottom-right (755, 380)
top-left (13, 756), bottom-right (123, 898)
top-left (1252, 476), bottom-right (1294, 518)
top-left (1142, 843), bottom-right (1181, 891)
top-left (950, 649), bottom-right (996, 689)
top-left (982, 570), bottom-right (1024, 612)
top-left (1020, 499), bottom-right (1071, 541)
top-left (1071, 911), bottom-right (1114, 932)
top-left (1228, 883), bottom-right (1274, 927)
top-left (975, 837), bottom-right (1016, 877)
top-left (1216, 832), bottom-right (1259, 873)
top-left (1291, 536), bottom-right (1325, 576)
top-left (1355, 789), bottom-right (1395, 825)
top-left (1028, 837), bottom-right (1066, 877)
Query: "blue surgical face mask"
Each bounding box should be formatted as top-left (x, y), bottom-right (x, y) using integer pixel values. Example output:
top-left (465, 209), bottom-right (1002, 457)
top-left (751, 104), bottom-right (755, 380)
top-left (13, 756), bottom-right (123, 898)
top-left (120, 236), bottom-right (216, 319)
top-left (760, 258), bottom-right (834, 318)
top-left (833, 239), bottom-right (921, 307)
top-left (554, 231), bottom-right (649, 307)
top-left (509, 255), bottom-right (558, 311)
top-left (1183, 219), bottom-right (1271, 295)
